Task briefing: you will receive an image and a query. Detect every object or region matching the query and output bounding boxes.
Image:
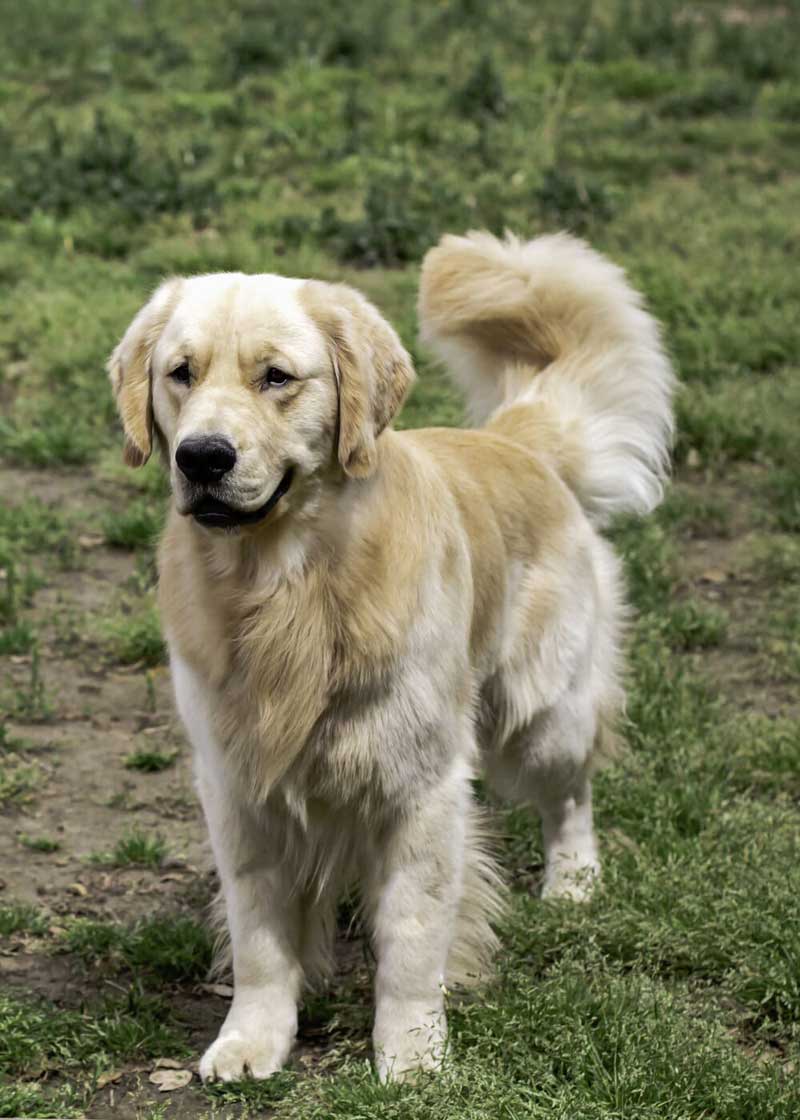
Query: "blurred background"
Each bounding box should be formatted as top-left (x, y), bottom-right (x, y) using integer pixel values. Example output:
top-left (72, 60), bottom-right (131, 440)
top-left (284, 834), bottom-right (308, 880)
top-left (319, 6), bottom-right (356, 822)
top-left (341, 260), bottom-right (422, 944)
top-left (1, 2), bottom-right (799, 1117)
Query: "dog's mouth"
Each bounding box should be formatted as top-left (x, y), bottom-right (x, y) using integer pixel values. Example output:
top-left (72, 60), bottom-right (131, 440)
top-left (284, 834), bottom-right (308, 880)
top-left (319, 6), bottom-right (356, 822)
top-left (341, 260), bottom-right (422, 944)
top-left (189, 469), bottom-right (294, 529)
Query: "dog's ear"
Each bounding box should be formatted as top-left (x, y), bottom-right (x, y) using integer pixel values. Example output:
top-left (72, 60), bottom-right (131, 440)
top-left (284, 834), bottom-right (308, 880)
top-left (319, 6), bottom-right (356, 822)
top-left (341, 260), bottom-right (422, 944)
top-left (107, 279), bottom-right (182, 467)
top-left (302, 282), bottom-right (416, 478)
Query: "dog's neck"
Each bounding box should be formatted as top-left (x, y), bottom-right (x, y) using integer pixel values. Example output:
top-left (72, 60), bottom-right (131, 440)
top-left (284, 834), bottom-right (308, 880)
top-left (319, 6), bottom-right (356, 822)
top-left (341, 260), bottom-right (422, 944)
top-left (186, 461), bottom-right (377, 599)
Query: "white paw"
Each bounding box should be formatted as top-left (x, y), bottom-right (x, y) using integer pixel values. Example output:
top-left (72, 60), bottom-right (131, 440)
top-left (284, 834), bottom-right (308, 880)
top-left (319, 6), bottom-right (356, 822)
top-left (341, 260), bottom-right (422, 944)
top-left (541, 858), bottom-right (600, 902)
top-left (199, 1026), bottom-right (293, 1082)
top-left (374, 1012), bottom-right (447, 1083)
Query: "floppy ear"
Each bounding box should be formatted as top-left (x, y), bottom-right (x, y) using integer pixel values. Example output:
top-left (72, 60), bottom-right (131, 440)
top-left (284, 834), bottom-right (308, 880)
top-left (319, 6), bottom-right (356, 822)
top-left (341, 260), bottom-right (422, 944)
top-left (302, 282), bottom-right (416, 478)
top-left (107, 278), bottom-right (182, 467)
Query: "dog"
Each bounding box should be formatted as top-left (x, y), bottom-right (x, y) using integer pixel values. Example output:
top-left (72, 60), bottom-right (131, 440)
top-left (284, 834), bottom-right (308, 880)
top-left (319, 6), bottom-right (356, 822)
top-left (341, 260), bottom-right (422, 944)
top-left (108, 230), bottom-right (674, 1083)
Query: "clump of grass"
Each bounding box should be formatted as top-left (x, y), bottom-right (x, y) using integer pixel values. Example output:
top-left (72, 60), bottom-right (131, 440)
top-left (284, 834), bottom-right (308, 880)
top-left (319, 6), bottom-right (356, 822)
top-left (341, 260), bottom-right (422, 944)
top-left (536, 166), bottom-right (617, 232)
top-left (319, 169), bottom-right (467, 267)
top-left (0, 619), bottom-right (35, 655)
top-left (612, 518), bottom-right (675, 613)
top-left (64, 915), bottom-right (213, 982)
top-left (1, 110), bottom-right (218, 226)
top-left (5, 645), bottom-right (52, 722)
top-left (659, 80), bottom-right (754, 120)
top-left (0, 903), bottom-right (49, 938)
top-left (102, 499), bottom-right (163, 551)
top-left (0, 755), bottom-right (41, 808)
top-left (20, 835), bottom-right (61, 853)
top-left (91, 830), bottom-right (167, 869)
top-left (767, 467), bottom-right (800, 533)
top-left (104, 600), bottom-right (165, 667)
top-left (124, 749), bottom-right (177, 773)
top-left (662, 600), bottom-right (728, 651)
top-left (746, 536), bottom-right (800, 584)
top-left (657, 488), bottom-right (732, 538)
top-left (0, 987), bottom-right (185, 1115)
top-left (454, 53), bottom-right (507, 119)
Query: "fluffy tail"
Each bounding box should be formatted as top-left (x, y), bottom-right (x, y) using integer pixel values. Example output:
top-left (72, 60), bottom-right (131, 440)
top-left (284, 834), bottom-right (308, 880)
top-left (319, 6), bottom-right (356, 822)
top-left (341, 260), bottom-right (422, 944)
top-left (418, 231), bottom-right (675, 524)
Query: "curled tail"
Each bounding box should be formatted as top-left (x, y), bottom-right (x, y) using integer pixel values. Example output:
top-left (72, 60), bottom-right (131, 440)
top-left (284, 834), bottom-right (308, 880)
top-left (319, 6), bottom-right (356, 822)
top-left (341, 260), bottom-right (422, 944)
top-left (418, 230), bottom-right (675, 524)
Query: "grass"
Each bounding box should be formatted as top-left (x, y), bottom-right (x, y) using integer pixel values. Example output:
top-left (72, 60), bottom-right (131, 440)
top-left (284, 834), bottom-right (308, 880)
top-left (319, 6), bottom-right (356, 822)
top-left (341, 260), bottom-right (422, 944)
top-left (1, 0), bottom-right (799, 1115)
top-left (124, 748), bottom-right (177, 773)
top-left (63, 914), bottom-right (214, 982)
top-left (19, 834), bottom-right (61, 853)
top-left (0, 903), bottom-right (50, 938)
top-left (102, 498), bottom-right (164, 550)
top-left (90, 830), bottom-right (168, 869)
top-left (0, 988), bottom-right (186, 1119)
top-left (103, 599), bottom-right (166, 667)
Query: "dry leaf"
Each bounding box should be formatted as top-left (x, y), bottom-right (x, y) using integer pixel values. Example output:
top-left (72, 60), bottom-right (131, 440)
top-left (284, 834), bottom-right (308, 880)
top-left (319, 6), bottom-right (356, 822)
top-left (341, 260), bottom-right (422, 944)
top-left (154, 1058), bottom-right (185, 1070)
top-left (700, 568), bottom-right (728, 584)
top-left (149, 1068), bottom-right (192, 1091)
top-left (68, 882), bottom-right (89, 897)
top-left (97, 1069), bottom-right (124, 1089)
top-left (78, 534), bottom-right (105, 550)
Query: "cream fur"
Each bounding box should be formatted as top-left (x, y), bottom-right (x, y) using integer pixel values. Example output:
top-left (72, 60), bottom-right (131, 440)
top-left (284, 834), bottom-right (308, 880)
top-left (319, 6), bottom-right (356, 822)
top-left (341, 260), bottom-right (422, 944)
top-left (107, 232), bottom-right (673, 1084)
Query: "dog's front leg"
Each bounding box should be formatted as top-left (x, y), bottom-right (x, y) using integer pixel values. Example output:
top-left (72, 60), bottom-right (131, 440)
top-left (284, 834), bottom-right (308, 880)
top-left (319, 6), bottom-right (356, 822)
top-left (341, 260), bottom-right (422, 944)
top-left (367, 760), bottom-right (470, 1082)
top-left (171, 654), bottom-right (301, 1082)
top-left (197, 774), bottom-right (302, 1082)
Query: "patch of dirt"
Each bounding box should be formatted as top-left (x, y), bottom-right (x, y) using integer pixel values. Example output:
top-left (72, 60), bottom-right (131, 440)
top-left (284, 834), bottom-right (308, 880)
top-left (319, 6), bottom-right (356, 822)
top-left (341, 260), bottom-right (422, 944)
top-left (2, 468), bottom-right (207, 916)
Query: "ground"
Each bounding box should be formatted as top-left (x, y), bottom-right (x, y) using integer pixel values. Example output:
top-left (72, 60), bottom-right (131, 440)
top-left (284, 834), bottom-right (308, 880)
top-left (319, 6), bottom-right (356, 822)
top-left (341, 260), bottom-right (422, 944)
top-left (1, 2), bottom-right (800, 1117)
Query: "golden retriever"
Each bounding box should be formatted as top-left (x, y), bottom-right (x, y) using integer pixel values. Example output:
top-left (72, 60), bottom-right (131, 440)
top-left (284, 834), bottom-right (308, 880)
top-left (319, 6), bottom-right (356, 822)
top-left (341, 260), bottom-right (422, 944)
top-left (108, 231), bottom-right (674, 1082)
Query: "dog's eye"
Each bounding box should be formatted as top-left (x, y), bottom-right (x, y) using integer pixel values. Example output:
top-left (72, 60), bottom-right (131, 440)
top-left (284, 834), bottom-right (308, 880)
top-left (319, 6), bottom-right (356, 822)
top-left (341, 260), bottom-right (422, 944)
top-left (168, 362), bottom-right (192, 385)
top-left (262, 367), bottom-right (293, 389)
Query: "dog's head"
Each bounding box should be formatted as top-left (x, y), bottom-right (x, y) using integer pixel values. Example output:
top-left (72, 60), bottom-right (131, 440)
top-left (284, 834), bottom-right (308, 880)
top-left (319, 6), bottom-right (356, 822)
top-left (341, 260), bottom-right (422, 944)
top-left (108, 274), bottom-right (415, 529)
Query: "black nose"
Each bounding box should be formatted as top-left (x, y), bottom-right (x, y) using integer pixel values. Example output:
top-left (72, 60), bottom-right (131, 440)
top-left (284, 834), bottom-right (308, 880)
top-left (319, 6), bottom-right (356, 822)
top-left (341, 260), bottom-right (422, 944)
top-left (175, 436), bottom-right (237, 485)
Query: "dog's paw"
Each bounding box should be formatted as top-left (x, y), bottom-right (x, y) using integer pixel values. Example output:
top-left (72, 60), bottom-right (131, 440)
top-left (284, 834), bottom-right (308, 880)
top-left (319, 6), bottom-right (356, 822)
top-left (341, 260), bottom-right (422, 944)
top-left (374, 1010), bottom-right (447, 1083)
top-left (541, 858), bottom-right (600, 902)
top-left (199, 1027), bottom-right (293, 1082)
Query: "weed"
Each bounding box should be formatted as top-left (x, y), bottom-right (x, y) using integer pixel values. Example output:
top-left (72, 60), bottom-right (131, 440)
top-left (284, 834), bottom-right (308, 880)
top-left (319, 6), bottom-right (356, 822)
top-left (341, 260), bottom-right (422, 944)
top-left (65, 915), bottom-right (213, 981)
top-left (8, 645), bottom-right (52, 721)
top-left (0, 754), bottom-right (41, 808)
top-left (104, 600), bottom-right (165, 667)
top-left (455, 54), bottom-right (507, 120)
top-left (0, 903), bottom-right (49, 938)
top-left (767, 468), bottom-right (800, 533)
top-left (536, 166), bottom-right (617, 232)
top-left (124, 749), bottom-right (177, 773)
top-left (662, 600), bottom-right (728, 652)
top-left (102, 498), bottom-right (164, 551)
top-left (20, 835), bottom-right (61, 853)
top-left (91, 830), bottom-right (167, 869)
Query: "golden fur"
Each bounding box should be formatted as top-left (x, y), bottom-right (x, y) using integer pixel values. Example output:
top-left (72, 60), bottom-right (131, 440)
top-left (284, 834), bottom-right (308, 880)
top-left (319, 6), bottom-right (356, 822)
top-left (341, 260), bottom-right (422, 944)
top-left (109, 231), bottom-right (673, 1083)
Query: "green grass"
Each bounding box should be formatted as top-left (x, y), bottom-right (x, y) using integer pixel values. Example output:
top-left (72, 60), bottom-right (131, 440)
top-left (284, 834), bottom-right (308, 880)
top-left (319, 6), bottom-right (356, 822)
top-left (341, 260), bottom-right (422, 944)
top-left (103, 599), bottom-right (166, 667)
top-left (0, 989), bottom-right (186, 1119)
top-left (90, 830), bottom-right (168, 869)
top-left (19, 834), bottom-right (61, 853)
top-left (0, 755), bottom-right (42, 808)
top-left (64, 914), bottom-right (214, 982)
top-left (2, 0), bottom-right (800, 1115)
top-left (0, 903), bottom-right (50, 938)
top-left (123, 748), bottom-right (177, 773)
top-left (102, 498), bottom-right (164, 550)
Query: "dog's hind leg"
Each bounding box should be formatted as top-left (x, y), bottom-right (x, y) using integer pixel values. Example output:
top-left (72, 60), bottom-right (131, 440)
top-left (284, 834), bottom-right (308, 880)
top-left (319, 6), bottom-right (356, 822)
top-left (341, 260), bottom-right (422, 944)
top-left (486, 691), bottom-right (601, 902)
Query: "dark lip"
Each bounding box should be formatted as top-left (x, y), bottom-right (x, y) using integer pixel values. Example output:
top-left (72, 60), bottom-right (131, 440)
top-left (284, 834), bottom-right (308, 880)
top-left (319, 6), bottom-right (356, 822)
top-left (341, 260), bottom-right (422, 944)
top-left (190, 469), bottom-right (294, 529)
